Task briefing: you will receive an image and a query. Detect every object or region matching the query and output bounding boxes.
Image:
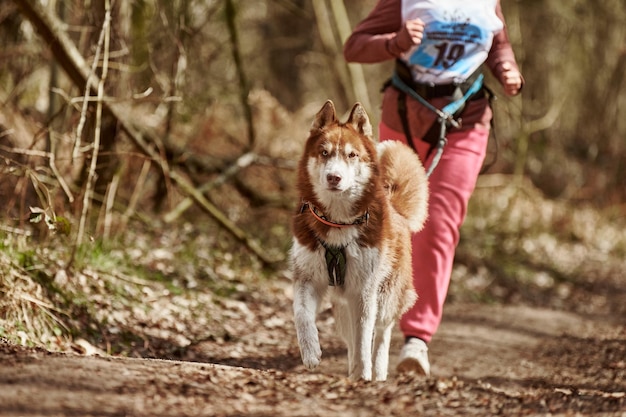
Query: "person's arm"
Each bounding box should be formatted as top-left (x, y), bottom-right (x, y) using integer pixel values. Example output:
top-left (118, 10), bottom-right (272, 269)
top-left (343, 0), bottom-right (423, 63)
top-left (486, 0), bottom-right (524, 95)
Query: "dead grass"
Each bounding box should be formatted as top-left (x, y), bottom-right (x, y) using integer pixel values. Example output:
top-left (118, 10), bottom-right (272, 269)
top-left (0, 221), bottom-right (266, 356)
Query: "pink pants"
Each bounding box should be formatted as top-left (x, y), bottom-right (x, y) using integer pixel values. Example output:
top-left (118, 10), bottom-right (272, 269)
top-left (379, 122), bottom-right (488, 343)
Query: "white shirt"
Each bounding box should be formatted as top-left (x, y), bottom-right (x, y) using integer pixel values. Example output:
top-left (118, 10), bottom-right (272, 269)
top-left (400, 0), bottom-right (503, 85)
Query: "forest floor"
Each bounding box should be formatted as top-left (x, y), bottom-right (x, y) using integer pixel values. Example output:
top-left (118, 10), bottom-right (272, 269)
top-left (1, 272), bottom-right (625, 417)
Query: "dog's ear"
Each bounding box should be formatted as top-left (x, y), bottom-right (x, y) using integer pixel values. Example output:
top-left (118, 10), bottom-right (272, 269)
top-left (311, 100), bottom-right (337, 132)
top-left (347, 102), bottom-right (373, 140)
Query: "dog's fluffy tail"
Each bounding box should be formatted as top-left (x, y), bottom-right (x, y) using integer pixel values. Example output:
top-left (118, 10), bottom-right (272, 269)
top-left (377, 141), bottom-right (429, 232)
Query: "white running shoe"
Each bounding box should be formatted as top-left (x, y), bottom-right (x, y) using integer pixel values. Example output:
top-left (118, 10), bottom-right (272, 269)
top-left (397, 337), bottom-right (431, 376)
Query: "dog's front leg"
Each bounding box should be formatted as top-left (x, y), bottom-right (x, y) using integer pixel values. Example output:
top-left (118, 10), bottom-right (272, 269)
top-left (333, 301), bottom-right (356, 375)
top-left (373, 322), bottom-right (394, 381)
top-left (293, 279), bottom-right (325, 370)
top-left (350, 291), bottom-right (377, 381)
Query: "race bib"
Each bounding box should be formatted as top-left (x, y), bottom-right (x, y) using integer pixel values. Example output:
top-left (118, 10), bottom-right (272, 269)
top-left (400, 0), bottom-right (503, 84)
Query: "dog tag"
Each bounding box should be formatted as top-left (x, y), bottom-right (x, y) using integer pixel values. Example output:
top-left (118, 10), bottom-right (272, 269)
top-left (325, 246), bottom-right (346, 286)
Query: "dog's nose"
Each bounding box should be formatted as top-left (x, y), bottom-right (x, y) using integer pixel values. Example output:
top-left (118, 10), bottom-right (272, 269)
top-left (327, 173), bottom-right (342, 187)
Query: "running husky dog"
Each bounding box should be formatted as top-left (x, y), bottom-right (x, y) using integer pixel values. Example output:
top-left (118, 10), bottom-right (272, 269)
top-left (291, 100), bottom-right (429, 381)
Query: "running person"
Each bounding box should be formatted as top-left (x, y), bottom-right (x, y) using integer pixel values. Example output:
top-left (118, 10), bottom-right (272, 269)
top-left (344, 0), bottom-right (523, 376)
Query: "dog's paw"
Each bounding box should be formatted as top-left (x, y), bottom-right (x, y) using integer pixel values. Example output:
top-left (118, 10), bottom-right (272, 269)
top-left (349, 364), bottom-right (372, 381)
top-left (300, 341), bottom-right (322, 370)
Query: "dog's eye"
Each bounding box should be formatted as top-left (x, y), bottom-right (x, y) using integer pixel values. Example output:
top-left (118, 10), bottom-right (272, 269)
top-left (321, 150), bottom-right (329, 157)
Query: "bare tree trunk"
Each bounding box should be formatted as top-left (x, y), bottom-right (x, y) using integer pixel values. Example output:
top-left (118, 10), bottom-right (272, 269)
top-left (225, 0), bottom-right (255, 149)
top-left (75, 0), bottom-right (112, 248)
top-left (311, 0), bottom-right (351, 110)
top-left (13, 0), bottom-right (91, 92)
top-left (81, 0), bottom-right (120, 199)
top-left (330, 0), bottom-right (372, 111)
top-left (264, 1), bottom-right (312, 111)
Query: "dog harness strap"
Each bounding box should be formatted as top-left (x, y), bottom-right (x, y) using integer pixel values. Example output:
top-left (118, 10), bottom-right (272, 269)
top-left (479, 84), bottom-right (498, 175)
top-left (322, 243), bottom-right (347, 286)
top-left (391, 70), bottom-right (484, 177)
top-left (391, 72), bottom-right (457, 128)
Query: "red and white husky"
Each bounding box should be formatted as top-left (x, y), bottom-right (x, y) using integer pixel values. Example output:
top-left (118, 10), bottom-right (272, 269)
top-left (291, 100), bottom-right (429, 381)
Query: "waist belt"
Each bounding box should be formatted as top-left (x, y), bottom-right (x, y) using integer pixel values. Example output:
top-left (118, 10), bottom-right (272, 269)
top-left (393, 60), bottom-right (482, 100)
top-left (390, 60), bottom-right (486, 176)
top-left (392, 60), bottom-right (485, 121)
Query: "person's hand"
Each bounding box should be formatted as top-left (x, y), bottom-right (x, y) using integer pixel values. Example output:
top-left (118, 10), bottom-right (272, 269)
top-left (501, 61), bottom-right (523, 96)
top-left (395, 18), bottom-right (425, 51)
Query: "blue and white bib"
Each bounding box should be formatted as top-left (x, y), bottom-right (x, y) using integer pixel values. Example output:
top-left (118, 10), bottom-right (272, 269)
top-left (400, 0), bottom-right (503, 85)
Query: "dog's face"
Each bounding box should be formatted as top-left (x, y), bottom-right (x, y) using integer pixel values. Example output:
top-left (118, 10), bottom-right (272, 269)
top-left (301, 101), bottom-right (377, 209)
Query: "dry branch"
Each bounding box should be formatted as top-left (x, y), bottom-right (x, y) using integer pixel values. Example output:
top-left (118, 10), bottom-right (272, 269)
top-left (12, 0), bottom-right (281, 266)
top-left (163, 152), bottom-right (256, 224)
top-left (224, 0), bottom-right (255, 149)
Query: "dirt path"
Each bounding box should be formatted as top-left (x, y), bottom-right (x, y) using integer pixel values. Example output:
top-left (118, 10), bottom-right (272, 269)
top-left (1, 291), bottom-right (624, 417)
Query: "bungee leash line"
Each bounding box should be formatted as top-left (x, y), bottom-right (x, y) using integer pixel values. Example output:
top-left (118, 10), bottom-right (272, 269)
top-left (391, 72), bottom-right (485, 177)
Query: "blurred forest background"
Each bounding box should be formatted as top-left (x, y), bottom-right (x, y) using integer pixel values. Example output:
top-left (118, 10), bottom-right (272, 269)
top-left (0, 0), bottom-right (624, 352)
top-left (2, 0), bottom-right (625, 216)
